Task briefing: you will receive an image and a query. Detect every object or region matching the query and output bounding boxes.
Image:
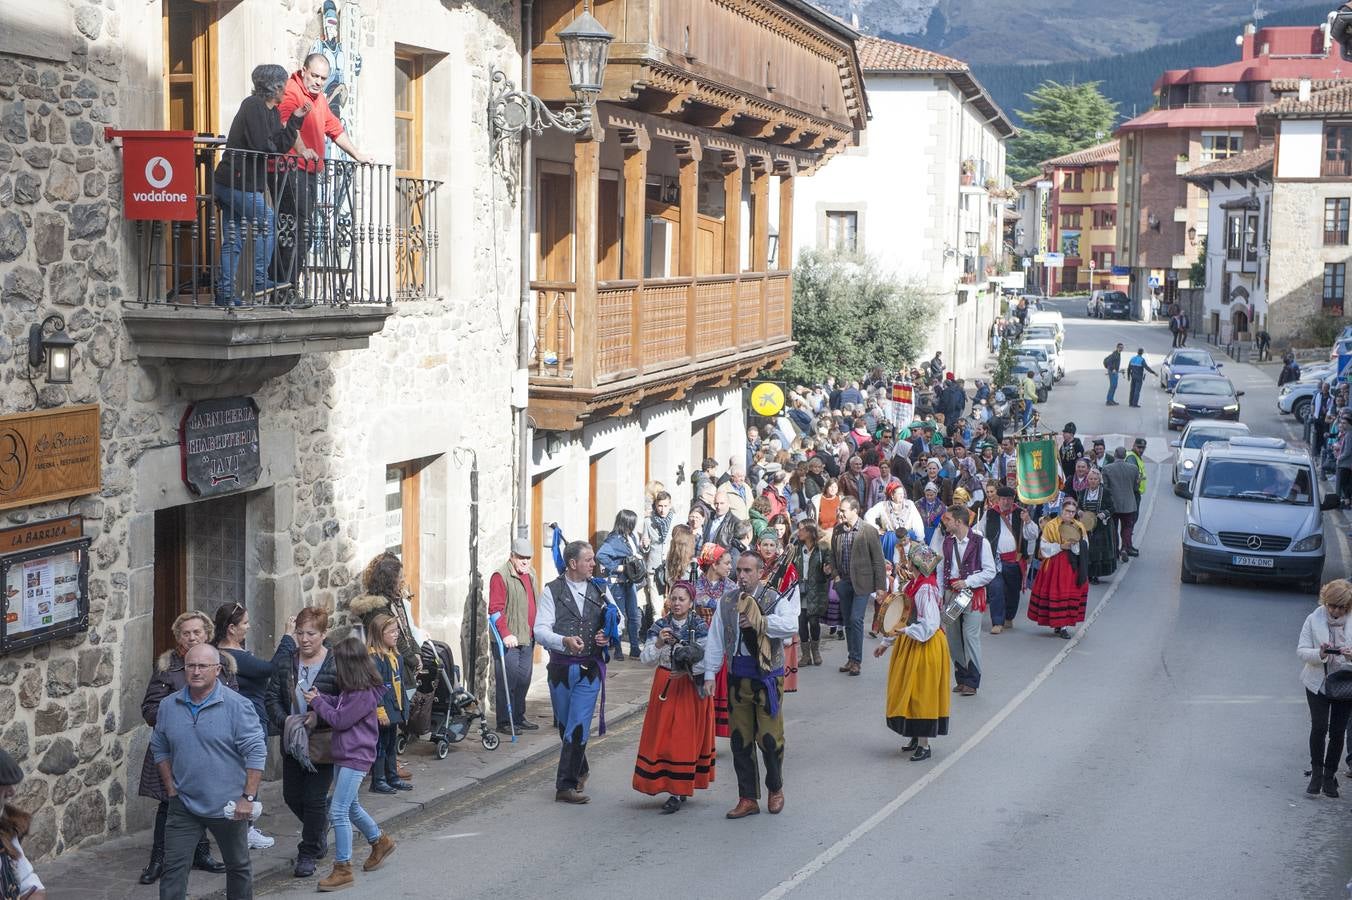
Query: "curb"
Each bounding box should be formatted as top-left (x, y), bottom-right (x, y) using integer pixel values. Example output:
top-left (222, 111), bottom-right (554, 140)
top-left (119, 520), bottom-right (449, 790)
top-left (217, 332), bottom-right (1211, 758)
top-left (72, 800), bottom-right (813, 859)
top-left (220, 698), bottom-right (651, 899)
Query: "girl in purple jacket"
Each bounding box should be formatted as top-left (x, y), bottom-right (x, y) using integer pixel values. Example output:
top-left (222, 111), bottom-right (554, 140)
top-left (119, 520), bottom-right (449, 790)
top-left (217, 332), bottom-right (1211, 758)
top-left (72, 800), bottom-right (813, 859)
top-left (305, 637), bottom-right (397, 890)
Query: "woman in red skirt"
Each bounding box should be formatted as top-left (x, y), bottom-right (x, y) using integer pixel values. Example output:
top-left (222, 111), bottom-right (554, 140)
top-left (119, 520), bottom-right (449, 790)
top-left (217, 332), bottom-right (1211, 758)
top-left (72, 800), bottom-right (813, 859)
top-left (632, 581), bottom-right (715, 813)
top-left (693, 545), bottom-right (734, 737)
top-left (1027, 498), bottom-right (1091, 639)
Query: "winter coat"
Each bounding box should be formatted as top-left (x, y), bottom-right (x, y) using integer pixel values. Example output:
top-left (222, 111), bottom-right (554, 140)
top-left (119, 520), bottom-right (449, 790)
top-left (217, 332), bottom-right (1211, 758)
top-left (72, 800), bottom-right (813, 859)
top-left (138, 649), bottom-right (238, 802)
top-left (264, 635), bottom-right (339, 734)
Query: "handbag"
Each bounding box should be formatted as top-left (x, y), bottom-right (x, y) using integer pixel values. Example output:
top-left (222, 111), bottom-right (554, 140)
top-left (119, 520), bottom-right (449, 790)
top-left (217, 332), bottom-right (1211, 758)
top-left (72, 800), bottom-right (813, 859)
top-left (1323, 662), bottom-right (1352, 701)
top-left (304, 712), bottom-right (334, 765)
top-left (622, 556), bottom-right (649, 583)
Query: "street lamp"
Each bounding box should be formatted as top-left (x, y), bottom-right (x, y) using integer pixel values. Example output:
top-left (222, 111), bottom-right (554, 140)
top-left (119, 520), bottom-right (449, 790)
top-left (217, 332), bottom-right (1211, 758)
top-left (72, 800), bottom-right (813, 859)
top-left (488, 10), bottom-right (614, 159)
top-left (27, 314), bottom-right (75, 385)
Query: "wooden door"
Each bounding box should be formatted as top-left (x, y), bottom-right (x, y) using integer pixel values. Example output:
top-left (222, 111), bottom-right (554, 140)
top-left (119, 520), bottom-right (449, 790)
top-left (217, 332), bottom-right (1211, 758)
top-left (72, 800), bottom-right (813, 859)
top-left (598, 178), bottom-right (620, 281)
top-left (538, 172), bottom-right (574, 281)
top-left (153, 506), bottom-right (188, 656)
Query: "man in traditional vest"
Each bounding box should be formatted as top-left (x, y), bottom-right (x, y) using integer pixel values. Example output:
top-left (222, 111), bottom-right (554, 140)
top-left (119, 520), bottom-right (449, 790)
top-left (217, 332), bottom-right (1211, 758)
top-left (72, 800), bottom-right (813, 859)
top-left (980, 487), bottom-right (1039, 633)
top-left (937, 508), bottom-right (996, 696)
top-left (703, 552), bottom-right (800, 819)
top-left (488, 538), bottom-right (538, 735)
top-left (534, 541), bottom-right (611, 804)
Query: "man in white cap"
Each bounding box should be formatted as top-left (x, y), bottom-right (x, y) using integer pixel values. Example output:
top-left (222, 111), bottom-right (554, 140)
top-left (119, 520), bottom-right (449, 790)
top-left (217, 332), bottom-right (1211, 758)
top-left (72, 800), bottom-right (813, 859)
top-left (488, 538), bottom-right (540, 734)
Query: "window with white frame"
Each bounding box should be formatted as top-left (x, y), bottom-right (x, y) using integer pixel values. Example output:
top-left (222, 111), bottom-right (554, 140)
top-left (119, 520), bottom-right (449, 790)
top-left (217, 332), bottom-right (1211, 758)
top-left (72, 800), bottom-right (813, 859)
top-left (1200, 132), bottom-right (1243, 162)
top-left (824, 211), bottom-right (858, 253)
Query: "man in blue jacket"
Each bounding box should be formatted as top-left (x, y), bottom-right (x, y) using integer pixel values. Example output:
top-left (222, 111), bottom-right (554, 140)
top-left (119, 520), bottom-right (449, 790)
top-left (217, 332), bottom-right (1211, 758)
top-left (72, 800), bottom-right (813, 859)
top-left (1126, 347), bottom-right (1157, 408)
top-left (151, 643), bottom-right (266, 900)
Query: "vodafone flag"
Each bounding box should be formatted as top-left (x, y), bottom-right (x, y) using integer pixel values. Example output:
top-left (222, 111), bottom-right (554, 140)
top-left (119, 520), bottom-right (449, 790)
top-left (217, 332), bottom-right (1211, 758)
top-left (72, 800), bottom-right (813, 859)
top-left (112, 130), bottom-right (196, 221)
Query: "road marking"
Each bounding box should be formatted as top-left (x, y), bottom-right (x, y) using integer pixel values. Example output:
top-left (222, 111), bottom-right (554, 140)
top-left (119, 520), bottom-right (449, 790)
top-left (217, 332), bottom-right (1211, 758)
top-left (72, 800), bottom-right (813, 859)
top-left (760, 468), bottom-right (1163, 900)
top-left (432, 832), bottom-right (482, 840)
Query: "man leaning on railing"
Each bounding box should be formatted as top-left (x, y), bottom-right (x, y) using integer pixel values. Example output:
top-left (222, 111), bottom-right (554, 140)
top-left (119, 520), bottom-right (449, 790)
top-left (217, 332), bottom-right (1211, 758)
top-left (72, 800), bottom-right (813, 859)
top-left (271, 53), bottom-right (374, 291)
top-left (212, 64), bottom-right (312, 307)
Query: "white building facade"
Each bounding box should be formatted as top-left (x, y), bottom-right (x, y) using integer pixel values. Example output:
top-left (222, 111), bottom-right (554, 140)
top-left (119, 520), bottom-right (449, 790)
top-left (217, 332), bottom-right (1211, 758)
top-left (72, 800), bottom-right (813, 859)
top-left (792, 35), bottom-right (1015, 377)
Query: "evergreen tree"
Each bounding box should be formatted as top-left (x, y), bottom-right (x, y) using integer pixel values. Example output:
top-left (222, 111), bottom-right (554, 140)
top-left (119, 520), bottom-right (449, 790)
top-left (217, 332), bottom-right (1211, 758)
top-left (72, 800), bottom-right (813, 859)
top-left (1007, 81), bottom-right (1119, 182)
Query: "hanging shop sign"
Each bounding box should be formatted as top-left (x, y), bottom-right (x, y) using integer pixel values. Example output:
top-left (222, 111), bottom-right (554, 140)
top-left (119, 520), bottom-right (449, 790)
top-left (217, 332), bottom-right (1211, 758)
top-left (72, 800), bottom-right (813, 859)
top-left (748, 382), bottom-right (787, 418)
top-left (0, 518), bottom-right (89, 654)
top-left (0, 405), bottom-right (101, 513)
top-left (105, 129), bottom-right (197, 221)
top-left (180, 396), bottom-right (262, 498)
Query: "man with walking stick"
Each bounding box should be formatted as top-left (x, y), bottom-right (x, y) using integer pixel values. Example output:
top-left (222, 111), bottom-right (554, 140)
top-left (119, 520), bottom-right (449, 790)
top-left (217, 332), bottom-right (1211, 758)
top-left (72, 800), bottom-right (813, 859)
top-left (488, 538), bottom-right (539, 736)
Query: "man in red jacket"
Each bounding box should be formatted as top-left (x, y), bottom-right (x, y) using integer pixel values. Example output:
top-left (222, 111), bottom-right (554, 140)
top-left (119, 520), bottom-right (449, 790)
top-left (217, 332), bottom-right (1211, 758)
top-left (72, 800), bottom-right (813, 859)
top-left (488, 538), bottom-right (539, 734)
top-left (270, 53), bottom-right (373, 288)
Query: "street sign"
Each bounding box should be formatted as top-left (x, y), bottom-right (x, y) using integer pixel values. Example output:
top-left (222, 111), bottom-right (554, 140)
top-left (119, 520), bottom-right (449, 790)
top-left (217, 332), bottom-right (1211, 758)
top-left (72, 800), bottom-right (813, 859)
top-left (1149, 276), bottom-right (1161, 288)
top-left (1112, 265), bottom-right (1130, 276)
top-left (748, 382), bottom-right (786, 417)
top-left (1022, 257), bottom-right (1032, 269)
top-left (1042, 252), bottom-right (1065, 268)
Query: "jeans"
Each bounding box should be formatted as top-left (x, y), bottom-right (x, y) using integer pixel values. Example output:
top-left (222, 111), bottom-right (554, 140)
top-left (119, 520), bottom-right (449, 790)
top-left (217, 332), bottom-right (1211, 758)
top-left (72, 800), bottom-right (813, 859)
top-left (493, 644), bottom-right (533, 727)
top-left (1128, 376), bottom-right (1144, 407)
top-left (1022, 400), bottom-right (1035, 427)
top-left (548, 661), bottom-right (601, 791)
top-left (213, 183), bottom-right (272, 302)
top-left (281, 753), bottom-right (333, 860)
top-left (329, 766), bottom-right (382, 864)
top-left (835, 579), bottom-right (867, 664)
top-left (373, 725), bottom-right (399, 784)
top-left (160, 797), bottom-right (251, 900)
top-left (987, 560), bottom-right (1023, 625)
top-left (1106, 371), bottom-right (1119, 403)
top-left (610, 582), bottom-right (641, 655)
top-left (269, 170), bottom-right (317, 289)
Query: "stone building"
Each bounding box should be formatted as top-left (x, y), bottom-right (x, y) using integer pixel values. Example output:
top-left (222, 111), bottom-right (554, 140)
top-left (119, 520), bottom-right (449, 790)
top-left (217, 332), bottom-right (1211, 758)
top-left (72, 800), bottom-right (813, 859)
top-left (791, 35), bottom-right (1013, 378)
top-left (0, 0), bottom-right (519, 858)
top-left (1258, 78), bottom-right (1352, 341)
top-left (523, 0), bottom-right (867, 552)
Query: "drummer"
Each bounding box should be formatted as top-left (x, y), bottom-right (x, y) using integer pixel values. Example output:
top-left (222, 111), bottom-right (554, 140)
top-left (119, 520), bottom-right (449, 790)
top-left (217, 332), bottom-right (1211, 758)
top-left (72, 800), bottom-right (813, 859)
top-left (873, 541), bottom-right (951, 761)
top-left (935, 507), bottom-right (996, 697)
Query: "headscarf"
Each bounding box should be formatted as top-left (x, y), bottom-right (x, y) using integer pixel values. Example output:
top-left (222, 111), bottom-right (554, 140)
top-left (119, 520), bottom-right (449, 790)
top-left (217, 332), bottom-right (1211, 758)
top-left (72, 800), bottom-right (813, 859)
top-left (1071, 457), bottom-right (1091, 494)
top-left (698, 543), bottom-right (727, 569)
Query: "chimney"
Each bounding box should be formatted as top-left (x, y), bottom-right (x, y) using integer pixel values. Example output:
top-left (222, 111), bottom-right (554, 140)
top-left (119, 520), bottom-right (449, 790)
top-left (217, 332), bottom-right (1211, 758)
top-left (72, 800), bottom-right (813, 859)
top-left (1241, 22), bottom-right (1257, 59)
top-left (850, 12), bottom-right (859, 29)
top-left (1300, 76), bottom-right (1313, 103)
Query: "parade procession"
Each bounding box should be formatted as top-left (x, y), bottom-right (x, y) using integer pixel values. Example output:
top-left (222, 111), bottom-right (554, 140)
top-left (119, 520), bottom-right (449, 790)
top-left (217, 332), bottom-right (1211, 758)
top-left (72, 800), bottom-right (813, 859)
top-left (10, 0), bottom-right (1352, 896)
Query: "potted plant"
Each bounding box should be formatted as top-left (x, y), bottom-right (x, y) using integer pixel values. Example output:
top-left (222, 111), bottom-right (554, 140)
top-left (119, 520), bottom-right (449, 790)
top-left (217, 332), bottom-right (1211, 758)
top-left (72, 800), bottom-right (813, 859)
top-left (961, 159), bottom-right (976, 186)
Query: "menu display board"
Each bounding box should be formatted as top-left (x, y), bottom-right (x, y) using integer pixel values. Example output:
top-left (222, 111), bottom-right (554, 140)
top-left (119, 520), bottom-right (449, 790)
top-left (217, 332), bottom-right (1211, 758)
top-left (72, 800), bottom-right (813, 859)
top-left (0, 539), bottom-right (89, 652)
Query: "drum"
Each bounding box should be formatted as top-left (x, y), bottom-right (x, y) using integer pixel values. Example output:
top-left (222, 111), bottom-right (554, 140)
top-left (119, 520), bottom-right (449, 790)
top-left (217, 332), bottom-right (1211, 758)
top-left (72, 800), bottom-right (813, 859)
top-left (874, 592), bottom-right (913, 639)
top-left (940, 586), bottom-right (973, 630)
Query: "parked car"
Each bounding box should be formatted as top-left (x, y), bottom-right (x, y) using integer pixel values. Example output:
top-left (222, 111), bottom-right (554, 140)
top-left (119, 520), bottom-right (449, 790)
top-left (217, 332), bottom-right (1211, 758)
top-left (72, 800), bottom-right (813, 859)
top-left (1178, 436), bottom-right (1337, 593)
top-left (1159, 348), bottom-right (1222, 391)
top-left (1098, 291), bottom-right (1131, 319)
top-left (1021, 324), bottom-right (1061, 350)
top-left (1277, 371), bottom-right (1338, 423)
top-left (1167, 374), bottom-right (1243, 430)
top-left (1169, 420), bottom-right (1250, 486)
top-left (1019, 339), bottom-right (1064, 379)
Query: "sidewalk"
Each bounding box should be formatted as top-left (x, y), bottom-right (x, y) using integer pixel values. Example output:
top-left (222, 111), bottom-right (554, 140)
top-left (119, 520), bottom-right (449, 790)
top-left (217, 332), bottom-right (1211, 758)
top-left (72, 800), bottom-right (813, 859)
top-left (48, 658), bottom-right (656, 900)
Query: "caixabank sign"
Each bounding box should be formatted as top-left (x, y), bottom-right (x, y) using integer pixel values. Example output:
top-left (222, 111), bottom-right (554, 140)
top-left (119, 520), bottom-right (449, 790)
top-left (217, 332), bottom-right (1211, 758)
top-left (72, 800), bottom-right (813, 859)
top-left (105, 129), bottom-right (196, 221)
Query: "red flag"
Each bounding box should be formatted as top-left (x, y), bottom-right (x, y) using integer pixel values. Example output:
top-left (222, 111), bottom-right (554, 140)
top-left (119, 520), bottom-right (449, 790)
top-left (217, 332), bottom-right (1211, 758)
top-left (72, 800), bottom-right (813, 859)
top-left (891, 384), bottom-right (913, 404)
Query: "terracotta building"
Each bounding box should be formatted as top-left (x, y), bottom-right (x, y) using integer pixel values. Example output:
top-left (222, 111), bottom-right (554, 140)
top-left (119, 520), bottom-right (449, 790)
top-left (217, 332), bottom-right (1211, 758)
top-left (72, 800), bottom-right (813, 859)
top-left (1041, 141), bottom-right (1125, 295)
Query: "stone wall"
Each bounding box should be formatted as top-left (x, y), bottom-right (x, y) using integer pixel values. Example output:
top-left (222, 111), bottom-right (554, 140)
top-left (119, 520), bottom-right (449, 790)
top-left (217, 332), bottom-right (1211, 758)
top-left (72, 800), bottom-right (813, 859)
top-left (1268, 180), bottom-right (1345, 342)
top-left (0, 0), bottom-right (520, 859)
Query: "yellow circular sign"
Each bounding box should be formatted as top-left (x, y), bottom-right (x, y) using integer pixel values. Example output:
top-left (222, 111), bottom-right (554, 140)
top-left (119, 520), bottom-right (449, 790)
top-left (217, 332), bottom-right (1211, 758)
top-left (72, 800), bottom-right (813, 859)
top-left (750, 382), bottom-right (785, 417)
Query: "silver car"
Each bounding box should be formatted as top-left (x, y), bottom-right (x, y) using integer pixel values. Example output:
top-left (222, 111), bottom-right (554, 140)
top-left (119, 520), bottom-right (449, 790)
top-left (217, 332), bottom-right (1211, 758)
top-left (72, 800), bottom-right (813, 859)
top-left (1169, 420), bottom-right (1250, 486)
top-left (1178, 436), bottom-right (1338, 593)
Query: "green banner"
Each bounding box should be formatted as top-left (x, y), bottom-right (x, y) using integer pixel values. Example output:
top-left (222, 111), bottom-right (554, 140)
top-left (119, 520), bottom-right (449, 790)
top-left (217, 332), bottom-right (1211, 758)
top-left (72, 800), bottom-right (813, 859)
top-left (1016, 437), bottom-right (1060, 505)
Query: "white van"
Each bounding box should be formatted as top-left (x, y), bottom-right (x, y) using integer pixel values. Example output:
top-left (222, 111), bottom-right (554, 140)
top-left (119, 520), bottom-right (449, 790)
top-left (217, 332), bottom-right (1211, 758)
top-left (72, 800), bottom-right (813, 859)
top-left (1028, 310), bottom-right (1064, 343)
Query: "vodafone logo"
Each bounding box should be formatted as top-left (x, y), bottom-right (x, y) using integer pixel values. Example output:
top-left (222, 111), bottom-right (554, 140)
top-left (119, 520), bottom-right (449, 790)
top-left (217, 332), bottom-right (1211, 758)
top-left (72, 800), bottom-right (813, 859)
top-left (132, 155), bottom-right (188, 205)
top-left (145, 156), bottom-right (173, 189)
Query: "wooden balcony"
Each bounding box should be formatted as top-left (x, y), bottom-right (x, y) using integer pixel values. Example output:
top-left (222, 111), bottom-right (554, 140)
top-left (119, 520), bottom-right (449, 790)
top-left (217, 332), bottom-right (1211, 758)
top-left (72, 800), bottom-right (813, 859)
top-left (530, 271), bottom-right (793, 429)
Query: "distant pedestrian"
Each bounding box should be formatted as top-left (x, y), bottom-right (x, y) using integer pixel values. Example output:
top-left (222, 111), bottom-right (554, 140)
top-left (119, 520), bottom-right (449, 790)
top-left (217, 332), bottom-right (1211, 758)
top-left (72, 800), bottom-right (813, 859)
top-left (1298, 580), bottom-right (1352, 798)
top-left (150, 643), bottom-right (265, 900)
top-left (596, 509), bottom-right (645, 660)
top-left (1311, 382), bottom-right (1336, 459)
top-left (1256, 329), bottom-right (1272, 361)
top-left (307, 637), bottom-right (397, 891)
top-left (1058, 423), bottom-right (1084, 480)
top-left (1104, 343), bottom-right (1123, 406)
top-left (1126, 348), bottom-right (1156, 408)
top-left (1337, 413), bottom-right (1352, 506)
top-left (488, 538), bottom-right (538, 735)
top-left (1020, 371), bottom-right (1038, 427)
top-left (1102, 448), bottom-right (1140, 560)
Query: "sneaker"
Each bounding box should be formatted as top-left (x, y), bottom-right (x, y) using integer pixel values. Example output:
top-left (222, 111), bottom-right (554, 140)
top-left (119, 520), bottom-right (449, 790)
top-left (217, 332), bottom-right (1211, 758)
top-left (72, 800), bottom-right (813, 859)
top-left (247, 826), bottom-right (275, 850)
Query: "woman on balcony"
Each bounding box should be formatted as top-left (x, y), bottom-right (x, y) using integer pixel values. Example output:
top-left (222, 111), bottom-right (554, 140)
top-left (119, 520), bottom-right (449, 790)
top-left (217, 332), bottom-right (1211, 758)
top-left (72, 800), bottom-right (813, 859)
top-left (212, 64), bottom-right (311, 306)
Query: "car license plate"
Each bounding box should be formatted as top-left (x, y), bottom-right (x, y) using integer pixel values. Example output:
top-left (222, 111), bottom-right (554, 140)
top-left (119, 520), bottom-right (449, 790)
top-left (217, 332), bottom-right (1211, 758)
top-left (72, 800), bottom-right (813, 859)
top-left (1232, 555), bottom-right (1274, 568)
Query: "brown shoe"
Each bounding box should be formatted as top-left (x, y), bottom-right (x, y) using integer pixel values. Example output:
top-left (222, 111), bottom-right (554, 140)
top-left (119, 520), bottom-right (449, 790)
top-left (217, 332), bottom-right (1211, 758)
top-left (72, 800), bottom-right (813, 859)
top-left (767, 790), bottom-right (785, 814)
top-left (838, 662), bottom-right (852, 673)
top-left (726, 798), bottom-right (760, 819)
top-left (847, 661), bottom-right (860, 676)
top-left (958, 685), bottom-right (977, 696)
top-left (395, 762), bottom-right (412, 780)
top-left (363, 834), bottom-right (396, 872)
top-left (990, 625), bottom-right (1003, 635)
top-left (317, 861), bottom-right (353, 892)
top-left (555, 788), bottom-right (590, 804)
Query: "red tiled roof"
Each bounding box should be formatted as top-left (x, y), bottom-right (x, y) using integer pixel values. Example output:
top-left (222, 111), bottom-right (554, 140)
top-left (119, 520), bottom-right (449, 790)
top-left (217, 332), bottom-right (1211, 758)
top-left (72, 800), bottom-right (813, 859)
top-left (855, 35), bottom-right (968, 73)
top-left (1117, 106), bottom-right (1261, 133)
top-left (1261, 81), bottom-right (1352, 118)
top-left (1043, 141), bottom-right (1119, 167)
top-left (1181, 145), bottom-right (1274, 182)
top-left (1154, 26), bottom-right (1337, 90)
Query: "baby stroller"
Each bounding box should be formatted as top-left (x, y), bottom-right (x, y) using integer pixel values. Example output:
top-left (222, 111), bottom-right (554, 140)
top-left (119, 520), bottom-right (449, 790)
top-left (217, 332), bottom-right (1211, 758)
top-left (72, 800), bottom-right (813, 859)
top-left (398, 640), bottom-right (499, 757)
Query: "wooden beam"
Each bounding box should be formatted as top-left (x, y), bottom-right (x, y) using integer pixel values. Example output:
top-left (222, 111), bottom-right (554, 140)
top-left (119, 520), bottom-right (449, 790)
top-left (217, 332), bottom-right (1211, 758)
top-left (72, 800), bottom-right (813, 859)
top-left (777, 170), bottom-right (794, 271)
top-left (722, 154), bottom-right (743, 276)
top-left (750, 162), bottom-right (769, 273)
top-left (573, 131), bottom-right (604, 389)
top-left (622, 136), bottom-right (648, 370)
top-left (676, 139), bottom-right (702, 277)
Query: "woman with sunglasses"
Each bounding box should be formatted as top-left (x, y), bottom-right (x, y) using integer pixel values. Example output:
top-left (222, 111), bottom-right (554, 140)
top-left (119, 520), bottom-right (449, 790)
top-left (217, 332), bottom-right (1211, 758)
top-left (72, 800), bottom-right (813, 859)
top-left (213, 602), bottom-right (279, 851)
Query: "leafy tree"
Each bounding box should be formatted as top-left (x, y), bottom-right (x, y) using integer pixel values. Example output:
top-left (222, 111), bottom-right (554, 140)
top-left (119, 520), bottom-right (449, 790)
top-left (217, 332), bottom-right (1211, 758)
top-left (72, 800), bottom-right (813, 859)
top-left (780, 250), bottom-right (941, 384)
top-left (1007, 81), bottom-right (1119, 182)
top-left (1188, 236), bottom-right (1207, 288)
top-left (993, 338), bottom-right (1017, 390)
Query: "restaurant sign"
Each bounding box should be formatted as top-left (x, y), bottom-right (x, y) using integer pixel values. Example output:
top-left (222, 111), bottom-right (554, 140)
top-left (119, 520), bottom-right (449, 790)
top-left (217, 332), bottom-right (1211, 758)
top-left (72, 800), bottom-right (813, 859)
top-left (0, 405), bottom-right (101, 513)
top-left (180, 396), bottom-right (262, 498)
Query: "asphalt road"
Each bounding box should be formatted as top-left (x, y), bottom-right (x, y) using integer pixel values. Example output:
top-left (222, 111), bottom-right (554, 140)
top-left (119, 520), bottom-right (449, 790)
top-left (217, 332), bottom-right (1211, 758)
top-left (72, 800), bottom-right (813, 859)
top-left (263, 302), bottom-right (1352, 899)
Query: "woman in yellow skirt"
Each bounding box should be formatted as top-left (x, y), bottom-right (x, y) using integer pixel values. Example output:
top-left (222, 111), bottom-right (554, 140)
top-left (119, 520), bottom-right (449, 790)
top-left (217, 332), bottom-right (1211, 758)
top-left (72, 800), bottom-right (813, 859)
top-left (873, 541), bottom-right (950, 761)
top-left (632, 581), bottom-right (716, 813)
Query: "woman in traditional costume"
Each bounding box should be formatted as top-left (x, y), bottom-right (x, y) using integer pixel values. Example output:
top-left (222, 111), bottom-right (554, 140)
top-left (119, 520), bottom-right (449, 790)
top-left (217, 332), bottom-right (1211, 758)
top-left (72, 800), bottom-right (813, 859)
top-left (632, 581), bottom-right (715, 813)
top-left (693, 544), bottom-right (734, 737)
top-left (1077, 467), bottom-right (1117, 584)
top-left (873, 541), bottom-right (950, 761)
top-left (916, 482), bottom-right (946, 545)
top-left (1027, 498), bottom-right (1091, 639)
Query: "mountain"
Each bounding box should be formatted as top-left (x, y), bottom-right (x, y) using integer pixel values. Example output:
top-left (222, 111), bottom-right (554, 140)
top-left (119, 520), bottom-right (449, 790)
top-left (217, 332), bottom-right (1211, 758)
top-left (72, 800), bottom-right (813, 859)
top-left (816, 0), bottom-right (1328, 66)
top-left (971, 3), bottom-right (1337, 126)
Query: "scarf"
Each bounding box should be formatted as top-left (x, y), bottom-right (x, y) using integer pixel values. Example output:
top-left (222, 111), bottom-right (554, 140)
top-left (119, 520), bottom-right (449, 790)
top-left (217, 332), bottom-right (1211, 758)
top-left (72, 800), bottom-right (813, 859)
top-left (903, 571), bottom-right (939, 600)
top-left (648, 511), bottom-right (672, 545)
top-left (918, 496), bottom-right (944, 524)
top-left (1041, 517), bottom-right (1089, 585)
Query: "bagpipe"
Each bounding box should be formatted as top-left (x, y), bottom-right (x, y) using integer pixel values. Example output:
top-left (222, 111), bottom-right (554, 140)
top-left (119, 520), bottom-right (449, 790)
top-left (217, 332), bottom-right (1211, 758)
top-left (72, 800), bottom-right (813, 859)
top-left (548, 523), bottom-right (622, 662)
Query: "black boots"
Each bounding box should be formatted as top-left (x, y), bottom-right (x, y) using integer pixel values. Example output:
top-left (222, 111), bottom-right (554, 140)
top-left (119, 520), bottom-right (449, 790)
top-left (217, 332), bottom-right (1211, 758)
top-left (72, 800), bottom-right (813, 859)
top-left (1324, 772), bottom-right (1341, 799)
top-left (369, 779), bottom-right (397, 794)
top-left (139, 847), bottom-right (165, 885)
top-left (1308, 765), bottom-right (1325, 796)
top-left (193, 839), bottom-right (227, 874)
